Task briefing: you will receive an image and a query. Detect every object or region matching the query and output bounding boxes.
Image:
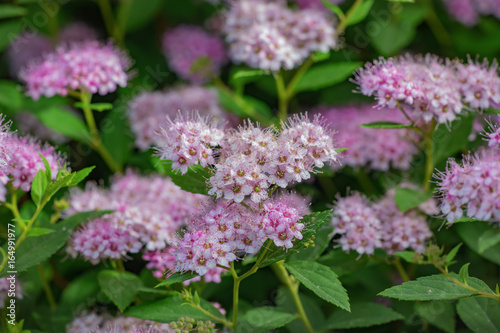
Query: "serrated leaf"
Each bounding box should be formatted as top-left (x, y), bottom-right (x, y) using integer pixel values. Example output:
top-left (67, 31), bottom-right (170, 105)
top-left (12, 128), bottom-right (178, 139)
top-left (458, 263), bottom-right (469, 284)
top-left (378, 274), bottom-right (493, 301)
top-left (394, 251), bottom-right (419, 263)
top-left (293, 62), bottom-right (362, 93)
top-left (98, 270), bottom-right (143, 312)
top-left (345, 0), bottom-right (374, 26)
top-left (289, 223), bottom-right (333, 262)
top-left (445, 243), bottom-right (462, 267)
top-left (235, 307), bottom-right (296, 333)
top-left (394, 187), bottom-right (432, 213)
top-left (155, 272), bottom-right (199, 287)
top-left (457, 297), bottom-right (500, 333)
top-left (26, 227), bottom-right (55, 237)
top-left (155, 160), bottom-right (210, 195)
top-left (284, 261), bottom-right (350, 311)
top-left (360, 121), bottom-right (413, 129)
top-left (257, 210), bottom-right (332, 267)
top-left (66, 166), bottom-right (95, 187)
top-left (322, 302), bottom-right (404, 329)
top-left (30, 170), bottom-right (48, 206)
top-left (36, 107), bottom-right (91, 141)
top-left (39, 154), bottom-right (52, 184)
top-left (415, 301), bottom-right (455, 333)
top-left (478, 229), bottom-right (500, 253)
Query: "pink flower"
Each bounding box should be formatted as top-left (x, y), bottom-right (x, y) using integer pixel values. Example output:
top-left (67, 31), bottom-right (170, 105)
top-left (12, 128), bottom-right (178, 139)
top-left (443, 0), bottom-right (500, 26)
top-left (0, 115), bottom-right (14, 174)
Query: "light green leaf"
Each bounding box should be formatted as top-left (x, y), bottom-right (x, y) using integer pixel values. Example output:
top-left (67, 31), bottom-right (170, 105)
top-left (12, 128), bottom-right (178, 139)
top-left (322, 302), bottom-right (404, 329)
top-left (30, 170), bottom-right (48, 206)
top-left (235, 307), bottom-right (296, 333)
top-left (415, 301), bottom-right (455, 333)
top-left (478, 229), bottom-right (500, 253)
top-left (453, 217), bottom-right (482, 223)
top-left (155, 272), bottom-right (199, 287)
top-left (26, 227), bottom-right (55, 237)
top-left (320, 0), bottom-right (345, 19)
top-left (155, 159), bottom-right (210, 195)
top-left (393, 251), bottom-right (419, 263)
top-left (360, 121), bottom-right (413, 129)
top-left (293, 62), bottom-right (362, 93)
top-left (284, 261), bottom-right (350, 311)
top-left (394, 187), bottom-right (432, 213)
top-left (0, 5), bottom-right (27, 19)
top-left (457, 297), bottom-right (500, 333)
top-left (36, 107), bottom-right (91, 141)
top-left (0, 20), bottom-right (22, 53)
top-left (458, 263), bottom-right (469, 284)
top-left (98, 270), bottom-right (143, 312)
top-left (0, 80), bottom-right (22, 109)
top-left (73, 102), bottom-right (113, 112)
top-left (345, 0), bottom-right (374, 26)
top-left (65, 166), bottom-right (95, 187)
top-left (230, 68), bottom-right (267, 87)
top-left (257, 210), bottom-right (332, 268)
top-left (289, 223), bottom-right (333, 262)
top-left (445, 243), bottom-right (462, 267)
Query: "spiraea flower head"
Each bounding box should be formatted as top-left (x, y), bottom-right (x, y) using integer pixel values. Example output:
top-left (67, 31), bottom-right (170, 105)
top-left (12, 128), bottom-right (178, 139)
top-left (157, 112), bottom-right (225, 174)
top-left (436, 148), bottom-right (500, 224)
top-left (443, 0), bottom-right (500, 26)
top-left (486, 116), bottom-right (500, 148)
top-left (20, 40), bottom-right (131, 100)
top-left (318, 104), bottom-right (418, 171)
top-left (0, 115), bottom-right (14, 174)
top-left (162, 25), bottom-right (227, 84)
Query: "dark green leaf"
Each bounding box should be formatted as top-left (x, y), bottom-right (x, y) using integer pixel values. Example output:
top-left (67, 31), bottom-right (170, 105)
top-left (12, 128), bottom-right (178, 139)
top-left (36, 107), bottom-right (91, 141)
top-left (284, 261), bottom-right (350, 311)
top-left (293, 62), bottom-right (362, 93)
top-left (235, 307), bottom-right (296, 333)
top-left (155, 272), bottom-right (199, 287)
top-left (322, 302), bottom-right (404, 329)
top-left (98, 270), bottom-right (143, 312)
top-left (415, 301), bottom-right (456, 333)
top-left (360, 121), bottom-right (413, 129)
top-left (257, 210), bottom-right (332, 267)
top-left (0, 80), bottom-right (22, 109)
top-left (155, 159), bottom-right (210, 195)
top-left (0, 5), bottom-right (26, 19)
top-left (432, 114), bottom-right (474, 165)
top-left (125, 0), bottom-right (163, 31)
top-left (394, 187), bottom-right (432, 213)
top-left (289, 224), bottom-right (333, 262)
top-left (478, 229), bottom-right (500, 253)
top-left (30, 170), bottom-right (47, 206)
top-left (61, 270), bottom-right (100, 307)
top-left (0, 20), bottom-right (22, 53)
top-left (101, 108), bottom-right (133, 167)
top-left (457, 297), bottom-right (500, 333)
top-left (275, 287), bottom-right (326, 332)
top-left (456, 223), bottom-right (500, 265)
top-left (345, 0), bottom-right (374, 26)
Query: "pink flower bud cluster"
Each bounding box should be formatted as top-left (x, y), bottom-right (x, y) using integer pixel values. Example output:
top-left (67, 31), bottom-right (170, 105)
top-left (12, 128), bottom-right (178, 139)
top-left (332, 188), bottom-right (434, 255)
top-left (128, 86), bottom-right (229, 150)
top-left (0, 277), bottom-right (22, 309)
top-left (353, 54), bottom-right (500, 124)
top-left (173, 197), bottom-right (306, 276)
top-left (317, 104), bottom-right (418, 171)
top-left (487, 116), bottom-right (500, 148)
top-left (20, 40), bottom-right (131, 100)
top-left (0, 135), bottom-right (63, 192)
top-left (0, 115), bottom-right (14, 174)
top-left (66, 171), bottom-right (207, 263)
top-left (443, 0), bottom-right (500, 26)
top-left (162, 25), bottom-right (227, 84)
top-left (224, 0), bottom-right (336, 70)
top-left (436, 148), bottom-right (500, 224)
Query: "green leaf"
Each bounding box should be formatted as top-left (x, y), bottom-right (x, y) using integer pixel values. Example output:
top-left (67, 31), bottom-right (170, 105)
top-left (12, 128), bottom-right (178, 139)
top-left (284, 261), bottom-right (350, 311)
top-left (101, 108), bottom-right (133, 167)
top-left (458, 263), bottom-right (469, 284)
top-left (453, 217), bottom-right (482, 223)
top-left (155, 272), bottom-right (199, 287)
top-left (394, 187), bottom-right (432, 213)
top-left (0, 5), bottom-right (27, 19)
top-left (0, 80), bottom-right (22, 109)
top-left (320, 0), bottom-right (345, 19)
top-left (322, 302), bottom-right (404, 329)
top-left (155, 159), bottom-right (210, 195)
top-left (66, 166), bottom-right (95, 187)
top-left (98, 270), bottom-right (143, 312)
top-left (235, 307), bottom-right (296, 333)
top-left (478, 229), bottom-right (500, 253)
top-left (60, 270), bottom-right (100, 307)
top-left (360, 121), bottom-right (413, 129)
top-left (415, 301), bottom-right (456, 333)
top-left (30, 170), bottom-right (48, 206)
top-left (0, 20), bottom-right (22, 53)
top-left (257, 210), bottom-right (332, 267)
top-left (73, 102), bottom-right (113, 112)
top-left (230, 68), bottom-right (267, 87)
top-left (432, 114), bottom-right (474, 165)
top-left (378, 274), bottom-right (493, 301)
top-left (26, 227), bottom-right (55, 237)
top-left (217, 88), bottom-right (275, 124)
top-left (293, 62), bottom-right (362, 93)
top-left (456, 223), bottom-right (500, 265)
top-left (445, 243), bottom-right (462, 267)
top-left (39, 154), bottom-right (52, 184)
top-left (275, 287), bottom-right (326, 332)
top-left (394, 251), bottom-right (419, 263)
top-left (125, 0), bottom-right (163, 31)
top-left (311, 51), bottom-right (330, 62)
top-left (345, 0), bottom-right (374, 26)
top-left (457, 298), bottom-right (500, 333)
top-left (289, 223), bottom-right (333, 262)
top-left (125, 296), bottom-right (221, 323)
top-left (35, 107), bottom-right (91, 141)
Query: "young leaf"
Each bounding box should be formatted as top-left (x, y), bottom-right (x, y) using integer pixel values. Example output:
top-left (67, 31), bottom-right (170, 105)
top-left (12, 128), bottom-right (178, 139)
top-left (458, 263), bottom-right (470, 284)
top-left (452, 217), bottom-right (482, 223)
top-left (284, 261), bottom-right (350, 311)
top-left (445, 243), bottom-right (462, 267)
top-left (257, 210), bottom-right (332, 267)
top-left (155, 160), bottom-right (211, 195)
top-left (293, 62), bottom-right (362, 93)
top-left (360, 121), bottom-right (413, 129)
top-left (415, 301), bottom-right (456, 333)
top-left (155, 271), bottom-right (199, 287)
top-left (98, 270), bottom-right (143, 312)
top-left (235, 307), bottom-right (296, 333)
top-left (322, 302), bottom-right (404, 329)
top-left (478, 229), bottom-right (500, 253)
top-left (394, 187), bottom-right (432, 212)
top-left (66, 166), bottom-right (95, 187)
top-left (30, 170), bottom-right (48, 206)
top-left (320, 0), bottom-right (345, 19)
top-left (393, 251), bottom-right (419, 263)
top-left (230, 68), bottom-right (267, 87)
top-left (345, 0), bottom-right (374, 26)
top-left (26, 227), bottom-right (55, 237)
top-left (457, 298), bottom-right (500, 333)
top-left (39, 154), bottom-right (52, 184)
top-left (74, 102), bottom-right (113, 112)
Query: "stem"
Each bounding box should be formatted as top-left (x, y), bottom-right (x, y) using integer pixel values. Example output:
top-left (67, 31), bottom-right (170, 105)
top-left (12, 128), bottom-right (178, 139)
top-left (271, 261), bottom-right (315, 333)
top-left (285, 56), bottom-right (314, 102)
top-left (97, 0), bottom-right (118, 43)
top-left (336, 0), bottom-right (364, 35)
top-left (423, 120), bottom-right (437, 192)
top-left (9, 188), bottom-right (21, 220)
top-left (38, 264), bottom-right (56, 309)
top-left (190, 300), bottom-right (233, 327)
top-left (275, 71), bottom-right (288, 122)
top-left (394, 257), bottom-right (410, 282)
top-left (80, 92), bottom-right (123, 173)
top-left (115, 0), bottom-right (132, 47)
top-left (423, 0), bottom-right (451, 50)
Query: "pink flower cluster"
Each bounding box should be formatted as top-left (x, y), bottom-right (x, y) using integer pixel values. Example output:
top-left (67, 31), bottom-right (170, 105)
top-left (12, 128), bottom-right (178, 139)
top-left (436, 148), bottom-right (500, 224)
top-left (162, 25), bottom-right (227, 84)
top-left (317, 104), bottom-right (418, 171)
top-left (20, 40), bottom-right (131, 100)
top-left (224, 0), bottom-right (336, 70)
top-left (0, 115), bottom-right (14, 174)
top-left (487, 116), bottom-right (500, 148)
top-left (353, 54), bottom-right (500, 124)
top-left (332, 188), bottom-right (434, 255)
top-left (66, 171), bottom-right (207, 263)
top-left (173, 197), bottom-right (306, 276)
top-left (294, 0), bottom-right (345, 10)
top-left (128, 86), bottom-right (229, 150)
top-left (443, 0), bottom-right (500, 26)
top-left (0, 135), bottom-right (63, 193)
top-left (0, 277), bottom-right (22, 308)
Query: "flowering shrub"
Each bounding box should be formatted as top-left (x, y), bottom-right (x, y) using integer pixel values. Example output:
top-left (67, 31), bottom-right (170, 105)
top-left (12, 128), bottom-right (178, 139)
top-left (1, 1), bottom-right (500, 333)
